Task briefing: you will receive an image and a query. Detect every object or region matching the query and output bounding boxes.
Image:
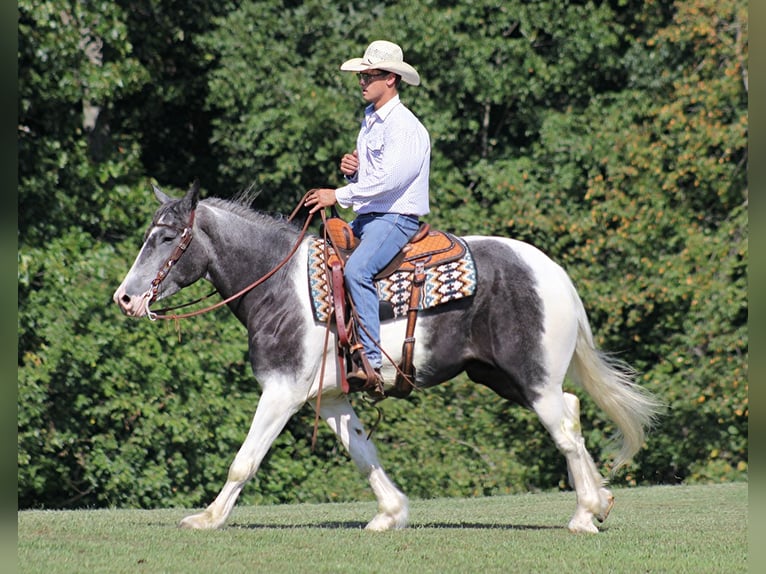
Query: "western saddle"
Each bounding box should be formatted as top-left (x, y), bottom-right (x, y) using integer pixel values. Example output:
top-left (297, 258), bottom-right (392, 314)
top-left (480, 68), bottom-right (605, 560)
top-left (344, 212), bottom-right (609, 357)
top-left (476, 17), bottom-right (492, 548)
top-left (321, 215), bottom-right (466, 401)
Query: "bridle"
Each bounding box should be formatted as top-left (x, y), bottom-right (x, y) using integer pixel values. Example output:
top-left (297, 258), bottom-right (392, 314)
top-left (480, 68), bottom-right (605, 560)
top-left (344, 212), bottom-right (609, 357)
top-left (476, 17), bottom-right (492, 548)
top-left (145, 194), bottom-right (317, 321)
top-left (148, 210), bottom-right (196, 306)
top-left (142, 193), bottom-right (396, 445)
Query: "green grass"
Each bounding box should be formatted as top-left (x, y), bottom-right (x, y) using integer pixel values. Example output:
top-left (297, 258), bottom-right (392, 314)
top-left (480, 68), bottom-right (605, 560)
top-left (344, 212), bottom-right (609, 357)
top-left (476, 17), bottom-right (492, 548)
top-left (18, 483), bottom-right (747, 573)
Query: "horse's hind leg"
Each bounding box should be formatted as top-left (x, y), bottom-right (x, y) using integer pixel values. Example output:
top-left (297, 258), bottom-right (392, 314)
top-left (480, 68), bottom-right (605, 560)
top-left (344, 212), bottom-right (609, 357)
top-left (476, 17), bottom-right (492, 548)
top-left (179, 387), bottom-right (304, 530)
top-left (533, 389), bottom-right (614, 533)
top-left (313, 395), bottom-right (409, 530)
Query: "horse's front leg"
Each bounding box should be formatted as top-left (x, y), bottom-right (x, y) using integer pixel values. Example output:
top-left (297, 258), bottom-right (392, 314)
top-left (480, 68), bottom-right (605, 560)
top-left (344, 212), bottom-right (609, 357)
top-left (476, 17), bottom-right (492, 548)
top-left (179, 385), bottom-right (304, 530)
top-left (313, 394), bottom-right (409, 531)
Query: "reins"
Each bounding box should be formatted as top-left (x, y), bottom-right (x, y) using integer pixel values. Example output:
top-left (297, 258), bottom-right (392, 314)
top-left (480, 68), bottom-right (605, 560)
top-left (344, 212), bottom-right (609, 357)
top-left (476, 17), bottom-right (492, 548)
top-left (145, 191), bottom-right (340, 449)
top-left (147, 192), bottom-right (316, 321)
top-left (144, 191), bottom-right (406, 448)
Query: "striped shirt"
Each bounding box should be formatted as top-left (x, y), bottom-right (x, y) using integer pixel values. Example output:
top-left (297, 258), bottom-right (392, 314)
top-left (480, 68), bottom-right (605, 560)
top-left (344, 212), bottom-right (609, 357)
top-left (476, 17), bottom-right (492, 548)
top-left (335, 95), bottom-right (430, 216)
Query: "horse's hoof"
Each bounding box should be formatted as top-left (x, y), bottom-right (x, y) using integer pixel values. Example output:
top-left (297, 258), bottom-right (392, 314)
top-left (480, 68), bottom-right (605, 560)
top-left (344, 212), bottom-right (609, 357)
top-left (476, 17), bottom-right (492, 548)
top-left (365, 511), bottom-right (408, 531)
top-left (179, 511), bottom-right (218, 530)
top-left (568, 505), bottom-right (600, 534)
top-left (596, 493), bottom-right (615, 523)
top-left (567, 517), bottom-right (599, 534)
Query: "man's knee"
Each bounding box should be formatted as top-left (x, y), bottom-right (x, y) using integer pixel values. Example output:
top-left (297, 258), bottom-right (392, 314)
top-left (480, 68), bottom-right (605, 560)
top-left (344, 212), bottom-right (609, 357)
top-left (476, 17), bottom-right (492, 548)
top-left (344, 259), bottom-right (371, 285)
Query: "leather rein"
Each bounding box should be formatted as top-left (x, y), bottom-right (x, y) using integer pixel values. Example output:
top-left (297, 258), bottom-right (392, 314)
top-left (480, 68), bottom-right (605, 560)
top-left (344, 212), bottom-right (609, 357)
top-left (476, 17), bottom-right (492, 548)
top-left (143, 193), bottom-right (401, 446)
top-left (144, 193), bottom-right (344, 449)
top-left (146, 193), bottom-right (316, 321)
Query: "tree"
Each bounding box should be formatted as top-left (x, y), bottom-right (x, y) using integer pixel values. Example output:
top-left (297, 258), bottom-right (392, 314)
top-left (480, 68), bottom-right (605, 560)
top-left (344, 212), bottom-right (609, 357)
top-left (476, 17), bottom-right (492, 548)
top-left (18, 0), bottom-right (747, 510)
top-left (444, 0), bottom-right (748, 481)
top-left (18, 0), bottom-right (150, 248)
top-left (108, 0), bottom-right (240, 193)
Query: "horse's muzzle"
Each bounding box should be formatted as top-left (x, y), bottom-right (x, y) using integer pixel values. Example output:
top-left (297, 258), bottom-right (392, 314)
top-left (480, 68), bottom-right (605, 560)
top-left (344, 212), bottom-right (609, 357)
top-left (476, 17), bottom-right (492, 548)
top-left (113, 284), bottom-right (151, 318)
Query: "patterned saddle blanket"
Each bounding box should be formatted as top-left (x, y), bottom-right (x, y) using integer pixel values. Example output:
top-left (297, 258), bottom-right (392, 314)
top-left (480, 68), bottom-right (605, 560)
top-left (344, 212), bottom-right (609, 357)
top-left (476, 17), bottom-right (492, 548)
top-left (307, 234), bottom-right (477, 323)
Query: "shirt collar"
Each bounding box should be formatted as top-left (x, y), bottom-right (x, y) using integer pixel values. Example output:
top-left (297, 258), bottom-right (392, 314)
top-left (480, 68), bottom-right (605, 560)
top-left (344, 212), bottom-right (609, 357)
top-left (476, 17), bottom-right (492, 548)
top-left (365, 95), bottom-right (401, 123)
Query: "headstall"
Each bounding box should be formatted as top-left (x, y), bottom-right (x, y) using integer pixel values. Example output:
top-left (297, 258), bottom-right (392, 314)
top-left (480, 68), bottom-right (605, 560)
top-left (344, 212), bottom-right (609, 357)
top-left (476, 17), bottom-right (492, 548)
top-left (144, 195), bottom-right (317, 321)
top-left (149, 209), bottom-right (196, 304)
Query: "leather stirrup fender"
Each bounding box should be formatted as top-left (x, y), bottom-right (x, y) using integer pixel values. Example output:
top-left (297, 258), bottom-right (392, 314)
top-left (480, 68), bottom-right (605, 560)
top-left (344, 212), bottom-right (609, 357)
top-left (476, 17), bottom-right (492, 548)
top-left (330, 260), bottom-right (350, 347)
top-left (387, 261), bottom-right (425, 399)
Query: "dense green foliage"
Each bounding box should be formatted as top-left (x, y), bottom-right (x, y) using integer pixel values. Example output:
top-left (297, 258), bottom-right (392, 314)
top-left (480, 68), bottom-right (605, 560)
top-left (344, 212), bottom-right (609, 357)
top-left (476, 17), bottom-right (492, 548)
top-left (18, 0), bottom-right (747, 509)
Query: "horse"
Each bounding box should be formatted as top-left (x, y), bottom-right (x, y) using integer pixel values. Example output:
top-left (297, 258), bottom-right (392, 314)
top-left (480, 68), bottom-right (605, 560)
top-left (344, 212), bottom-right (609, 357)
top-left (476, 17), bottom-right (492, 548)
top-left (113, 181), bottom-right (662, 534)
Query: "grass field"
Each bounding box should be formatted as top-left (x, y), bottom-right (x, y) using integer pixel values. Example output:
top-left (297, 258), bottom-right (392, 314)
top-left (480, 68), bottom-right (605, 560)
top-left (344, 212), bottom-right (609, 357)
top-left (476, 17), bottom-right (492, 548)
top-left (18, 482), bottom-right (747, 573)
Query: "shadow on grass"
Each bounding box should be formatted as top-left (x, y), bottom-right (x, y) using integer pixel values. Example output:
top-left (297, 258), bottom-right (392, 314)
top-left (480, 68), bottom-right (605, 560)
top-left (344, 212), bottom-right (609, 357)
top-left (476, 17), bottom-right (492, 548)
top-left (227, 521), bottom-right (562, 531)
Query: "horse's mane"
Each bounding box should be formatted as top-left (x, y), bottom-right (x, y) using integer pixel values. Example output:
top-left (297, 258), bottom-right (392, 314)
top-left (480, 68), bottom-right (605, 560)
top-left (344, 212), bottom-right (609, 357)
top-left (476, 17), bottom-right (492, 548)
top-left (201, 195), bottom-right (302, 232)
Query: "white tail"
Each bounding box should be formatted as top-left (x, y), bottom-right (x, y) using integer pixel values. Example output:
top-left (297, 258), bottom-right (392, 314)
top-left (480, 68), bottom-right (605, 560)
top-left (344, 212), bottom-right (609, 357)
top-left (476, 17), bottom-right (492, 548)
top-left (567, 288), bottom-right (664, 472)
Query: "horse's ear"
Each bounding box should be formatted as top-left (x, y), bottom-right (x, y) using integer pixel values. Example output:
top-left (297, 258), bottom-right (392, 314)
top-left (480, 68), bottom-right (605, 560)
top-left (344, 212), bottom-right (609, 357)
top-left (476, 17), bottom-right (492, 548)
top-left (186, 179), bottom-right (201, 209)
top-left (152, 183), bottom-right (173, 204)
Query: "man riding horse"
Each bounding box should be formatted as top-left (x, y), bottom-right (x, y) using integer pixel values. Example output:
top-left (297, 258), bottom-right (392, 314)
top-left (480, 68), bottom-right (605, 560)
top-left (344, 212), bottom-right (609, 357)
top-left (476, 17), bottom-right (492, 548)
top-left (305, 40), bottom-right (430, 397)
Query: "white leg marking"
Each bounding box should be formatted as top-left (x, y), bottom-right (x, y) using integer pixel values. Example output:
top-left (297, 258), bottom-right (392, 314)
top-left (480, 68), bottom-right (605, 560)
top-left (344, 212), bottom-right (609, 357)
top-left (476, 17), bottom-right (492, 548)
top-left (179, 386), bottom-right (304, 529)
top-left (534, 391), bottom-right (613, 533)
top-left (314, 395), bottom-right (409, 530)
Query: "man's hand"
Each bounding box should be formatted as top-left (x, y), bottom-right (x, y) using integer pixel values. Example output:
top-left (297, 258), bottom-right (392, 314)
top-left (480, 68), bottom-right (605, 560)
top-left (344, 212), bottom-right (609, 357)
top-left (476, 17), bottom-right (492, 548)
top-left (340, 150), bottom-right (359, 178)
top-left (304, 188), bottom-right (338, 214)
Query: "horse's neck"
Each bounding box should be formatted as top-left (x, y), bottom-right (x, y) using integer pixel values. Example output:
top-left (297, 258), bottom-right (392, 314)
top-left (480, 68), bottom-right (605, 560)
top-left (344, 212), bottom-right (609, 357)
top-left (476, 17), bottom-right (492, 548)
top-left (199, 204), bottom-right (300, 301)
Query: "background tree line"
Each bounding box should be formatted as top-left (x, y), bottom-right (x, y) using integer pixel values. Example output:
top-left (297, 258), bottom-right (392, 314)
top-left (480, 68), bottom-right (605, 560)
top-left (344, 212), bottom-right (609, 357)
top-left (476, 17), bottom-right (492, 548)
top-left (18, 0), bottom-right (747, 509)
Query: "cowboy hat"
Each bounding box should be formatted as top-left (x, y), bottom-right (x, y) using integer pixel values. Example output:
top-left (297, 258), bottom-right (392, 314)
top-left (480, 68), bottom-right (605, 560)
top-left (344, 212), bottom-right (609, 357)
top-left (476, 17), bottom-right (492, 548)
top-left (340, 40), bottom-right (420, 86)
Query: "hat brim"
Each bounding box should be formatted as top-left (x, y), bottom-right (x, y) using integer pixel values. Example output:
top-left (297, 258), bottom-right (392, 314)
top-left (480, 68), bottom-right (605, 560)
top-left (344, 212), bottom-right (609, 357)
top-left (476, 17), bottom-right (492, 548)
top-left (340, 58), bottom-right (420, 86)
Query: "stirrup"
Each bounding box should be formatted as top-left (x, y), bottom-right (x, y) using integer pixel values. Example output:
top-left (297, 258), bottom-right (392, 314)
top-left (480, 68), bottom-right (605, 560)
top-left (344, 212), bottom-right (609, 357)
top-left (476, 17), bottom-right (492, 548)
top-left (347, 366), bottom-right (383, 388)
top-left (347, 348), bottom-right (385, 400)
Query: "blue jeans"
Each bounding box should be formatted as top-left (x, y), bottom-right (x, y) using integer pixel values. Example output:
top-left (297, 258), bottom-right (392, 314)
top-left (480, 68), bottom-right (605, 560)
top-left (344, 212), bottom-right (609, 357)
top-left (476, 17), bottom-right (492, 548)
top-left (345, 213), bottom-right (420, 369)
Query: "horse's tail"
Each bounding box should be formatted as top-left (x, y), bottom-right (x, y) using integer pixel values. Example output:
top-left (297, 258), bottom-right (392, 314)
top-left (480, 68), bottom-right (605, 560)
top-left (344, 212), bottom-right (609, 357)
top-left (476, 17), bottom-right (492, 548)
top-left (566, 281), bottom-right (664, 474)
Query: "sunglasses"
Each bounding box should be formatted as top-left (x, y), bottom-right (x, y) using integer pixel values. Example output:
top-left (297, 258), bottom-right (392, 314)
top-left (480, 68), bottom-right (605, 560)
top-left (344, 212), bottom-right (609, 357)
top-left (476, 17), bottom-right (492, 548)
top-left (357, 71), bottom-right (390, 83)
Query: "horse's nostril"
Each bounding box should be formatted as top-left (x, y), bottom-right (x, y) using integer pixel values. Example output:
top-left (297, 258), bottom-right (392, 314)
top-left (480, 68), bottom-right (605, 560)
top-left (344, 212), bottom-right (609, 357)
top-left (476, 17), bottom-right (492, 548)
top-left (121, 294), bottom-right (132, 304)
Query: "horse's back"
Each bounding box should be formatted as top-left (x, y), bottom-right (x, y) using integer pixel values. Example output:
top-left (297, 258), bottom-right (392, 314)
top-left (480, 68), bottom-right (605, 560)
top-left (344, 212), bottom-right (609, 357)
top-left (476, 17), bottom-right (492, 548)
top-left (463, 235), bottom-right (566, 277)
top-left (459, 234), bottom-right (583, 371)
top-left (462, 235), bottom-right (576, 304)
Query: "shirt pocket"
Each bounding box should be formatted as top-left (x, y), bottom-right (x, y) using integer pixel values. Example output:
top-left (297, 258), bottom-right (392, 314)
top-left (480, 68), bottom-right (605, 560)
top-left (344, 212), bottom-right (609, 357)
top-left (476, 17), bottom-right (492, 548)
top-left (365, 135), bottom-right (384, 159)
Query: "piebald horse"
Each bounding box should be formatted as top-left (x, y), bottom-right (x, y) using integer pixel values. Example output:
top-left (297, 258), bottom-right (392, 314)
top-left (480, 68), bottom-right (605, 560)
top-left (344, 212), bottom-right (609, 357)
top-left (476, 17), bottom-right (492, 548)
top-left (113, 181), bottom-right (661, 533)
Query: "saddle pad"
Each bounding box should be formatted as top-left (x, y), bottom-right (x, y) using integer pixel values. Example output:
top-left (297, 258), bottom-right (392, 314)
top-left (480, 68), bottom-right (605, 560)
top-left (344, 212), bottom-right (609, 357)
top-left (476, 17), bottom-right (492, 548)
top-left (307, 237), bottom-right (477, 323)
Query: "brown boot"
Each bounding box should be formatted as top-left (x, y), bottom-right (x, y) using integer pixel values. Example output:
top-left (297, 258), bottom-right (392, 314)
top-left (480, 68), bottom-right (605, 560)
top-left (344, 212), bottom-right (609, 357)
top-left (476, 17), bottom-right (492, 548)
top-left (364, 368), bottom-right (385, 401)
top-left (346, 366), bottom-right (369, 390)
top-left (347, 365), bottom-right (385, 400)
top-left (347, 347), bottom-right (374, 385)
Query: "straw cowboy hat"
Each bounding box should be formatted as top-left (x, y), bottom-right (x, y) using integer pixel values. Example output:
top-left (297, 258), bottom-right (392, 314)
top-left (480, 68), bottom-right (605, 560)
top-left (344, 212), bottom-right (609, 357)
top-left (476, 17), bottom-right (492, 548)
top-left (340, 40), bottom-right (421, 86)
